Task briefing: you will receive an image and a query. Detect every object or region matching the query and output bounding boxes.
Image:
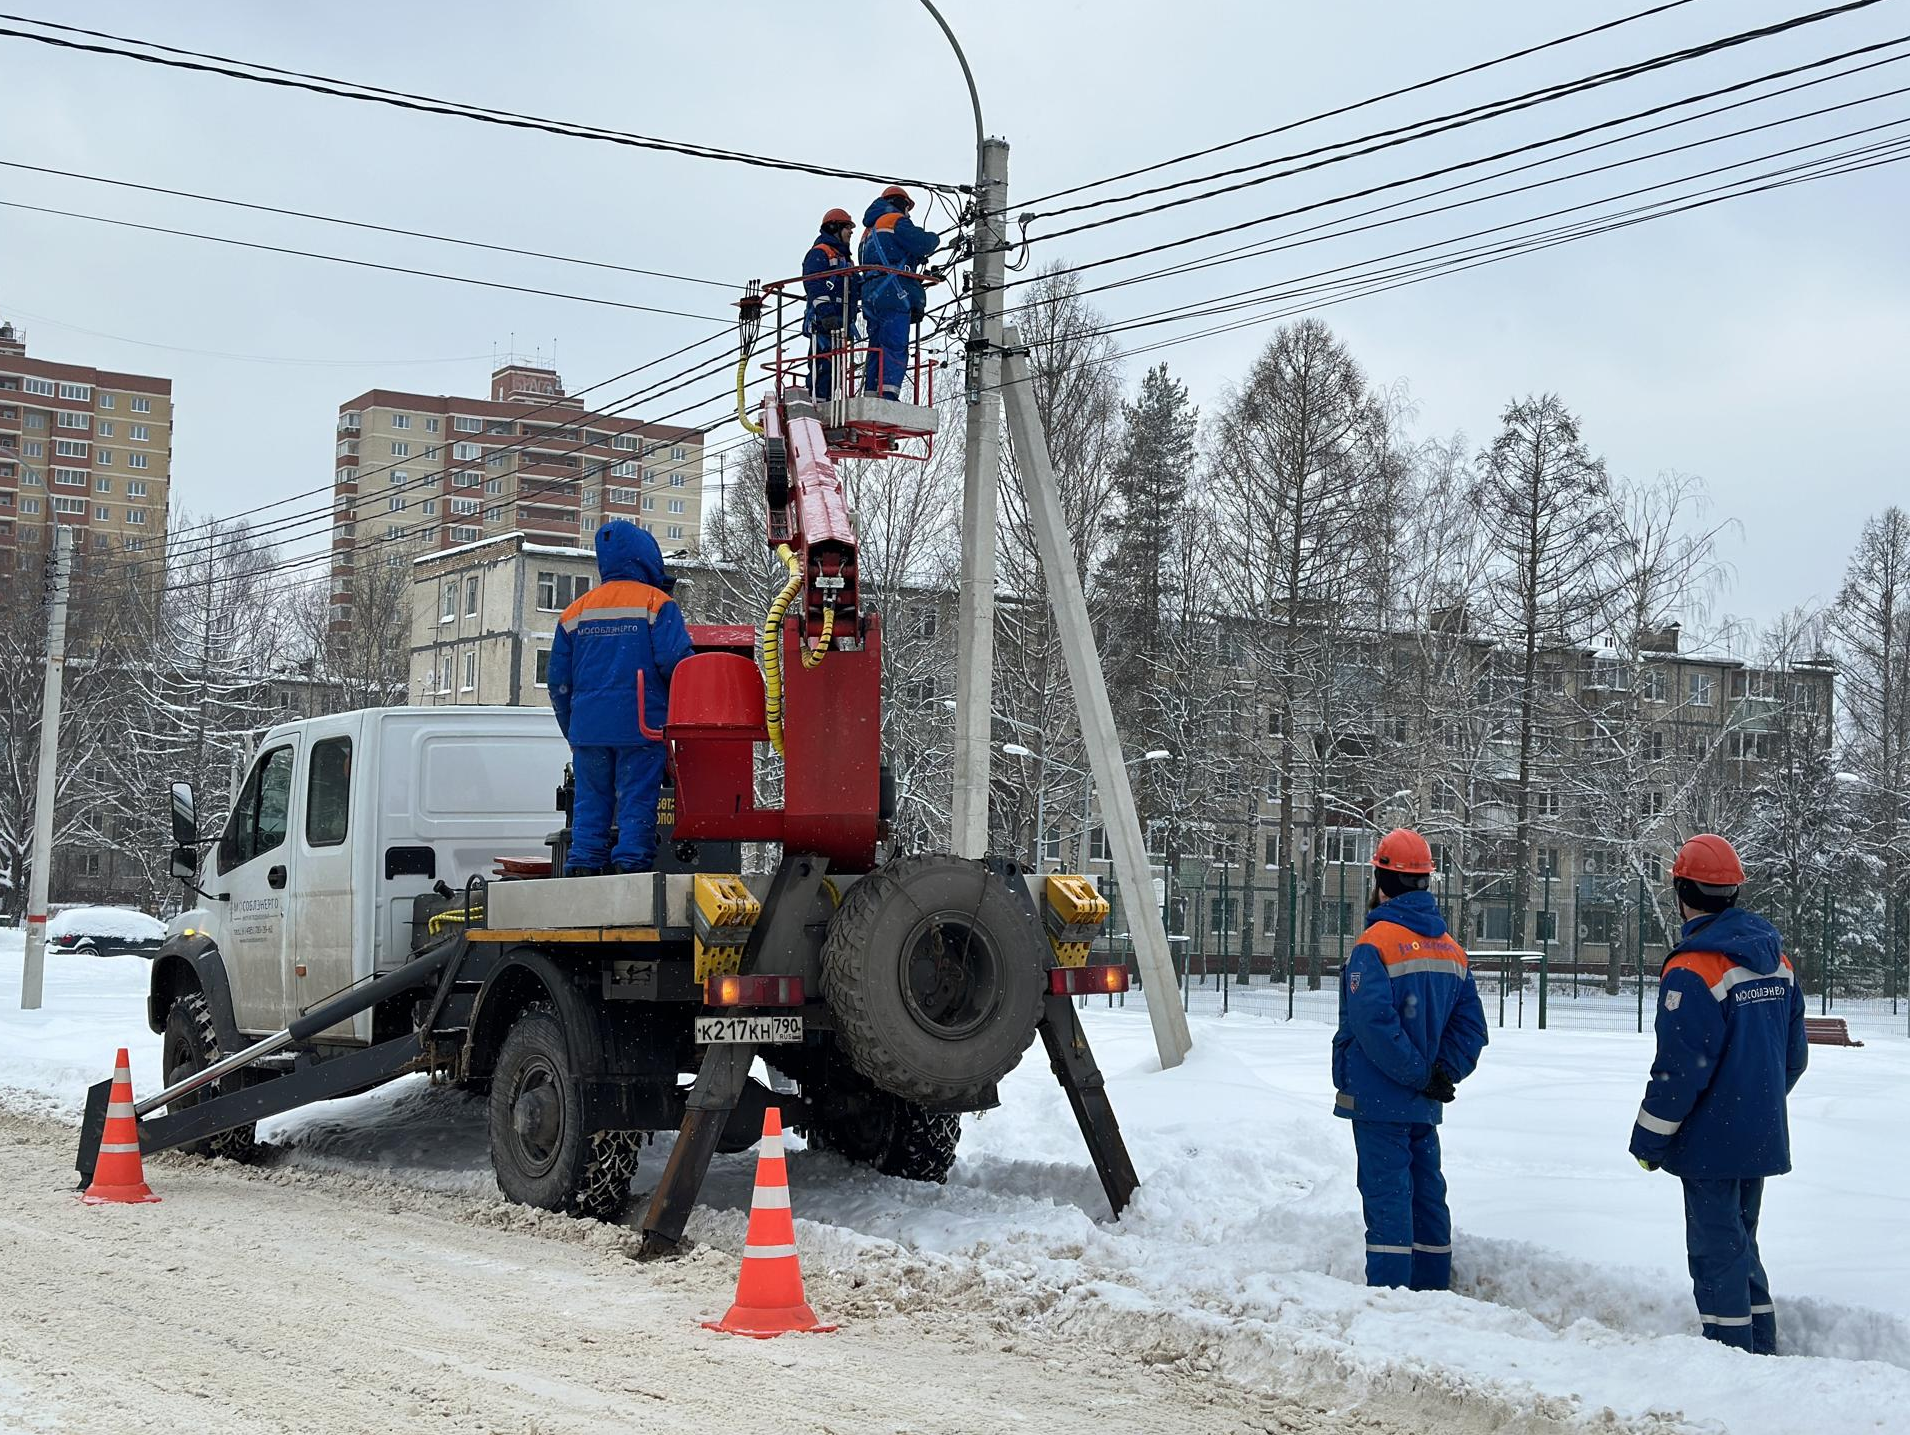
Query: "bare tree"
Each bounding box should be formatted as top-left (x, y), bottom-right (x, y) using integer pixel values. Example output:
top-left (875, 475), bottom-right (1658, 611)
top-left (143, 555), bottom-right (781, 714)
top-left (1470, 393), bottom-right (1616, 951)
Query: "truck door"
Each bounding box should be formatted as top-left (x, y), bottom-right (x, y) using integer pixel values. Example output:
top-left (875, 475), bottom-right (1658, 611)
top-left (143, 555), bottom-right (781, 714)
top-left (290, 728), bottom-right (362, 1043)
top-left (212, 739), bottom-right (300, 1035)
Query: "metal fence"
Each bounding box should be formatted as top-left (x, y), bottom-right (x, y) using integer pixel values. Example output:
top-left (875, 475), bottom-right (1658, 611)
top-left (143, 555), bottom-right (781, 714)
top-left (1088, 949), bottom-right (1910, 1040)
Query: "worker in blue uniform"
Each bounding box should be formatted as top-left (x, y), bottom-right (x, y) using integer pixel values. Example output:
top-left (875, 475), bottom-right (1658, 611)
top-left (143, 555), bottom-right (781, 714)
top-left (802, 208), bottom-right (857, 400)
top-left (1630, 833), bottom-right (1808, 1355)
top-left (546, 520), bottom-right (694, 876)
top-left (1332, 828), bottom-right (1489, 1290)
top-left (858, 185), bottom-right (940, 399)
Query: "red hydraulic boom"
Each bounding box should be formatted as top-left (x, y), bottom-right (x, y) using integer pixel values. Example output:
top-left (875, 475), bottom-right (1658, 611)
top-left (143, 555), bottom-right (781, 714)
top-left (649, 275), bottom-right (939, 873)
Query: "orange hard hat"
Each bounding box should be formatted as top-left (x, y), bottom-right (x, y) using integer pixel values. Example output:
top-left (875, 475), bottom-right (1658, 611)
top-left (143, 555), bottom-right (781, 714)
top-left (1672, 833), bottom-right (1745, 888)
top-left (821, 207), bottom-right (853, 228)
top-left (880, 184), bottom-right (913, 208)
top-left (1373, 828), bottom-right (1435, 875)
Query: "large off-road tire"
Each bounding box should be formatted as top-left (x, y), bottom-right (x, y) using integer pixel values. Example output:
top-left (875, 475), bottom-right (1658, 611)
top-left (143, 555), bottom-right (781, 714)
top-left (806, 1069), bottom-right (962, 1183)
top-left (820, 855), bottom-right (1044, 1107)
top-left (162, 989), bottom-right (258, 1162)
top-left (488, 1003), bottom-right (639, 1222)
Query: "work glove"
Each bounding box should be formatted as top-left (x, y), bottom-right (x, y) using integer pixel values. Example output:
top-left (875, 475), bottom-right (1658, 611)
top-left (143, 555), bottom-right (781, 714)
top-left (816, 313), bottom-right (842, 334)
top-left (1637, 1157), bottom-right (1660, 1172)
top-left (1420, 1065), bottom-right (1457, 1104)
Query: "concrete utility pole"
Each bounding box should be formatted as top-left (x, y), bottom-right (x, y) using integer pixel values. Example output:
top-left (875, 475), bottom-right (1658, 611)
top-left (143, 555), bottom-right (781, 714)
top-left (950, 136), bottom-right (1010, 860)
top-left (1000, 331), bottom-right (1193, 1067)
top-left (20, 525), bottom-right (73, 1011)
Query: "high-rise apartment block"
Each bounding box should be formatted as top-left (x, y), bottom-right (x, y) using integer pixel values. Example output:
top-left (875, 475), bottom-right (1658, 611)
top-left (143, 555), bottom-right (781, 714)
top-left (0, 320), bottom-right (172, 582)
top-left (331, 360), bottom-right (704, 623)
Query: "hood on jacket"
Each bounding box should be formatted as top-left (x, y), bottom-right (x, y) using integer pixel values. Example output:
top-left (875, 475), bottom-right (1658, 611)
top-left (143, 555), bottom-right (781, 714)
top-left (862, 196), bottom-right (906, 228)
top-left (595, 519), bottom-right (672, 591)
top-left (1365, 888), bottom-right (1448, 940)
top-left (1670, 905), bottom-right (1783, 975)
top-left (812, 230), bottom-right (850, 255)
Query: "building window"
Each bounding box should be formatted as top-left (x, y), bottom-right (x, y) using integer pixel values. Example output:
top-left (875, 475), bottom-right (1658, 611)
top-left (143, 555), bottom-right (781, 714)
top-left (1644, 668), bottom-right (1669, 702)
top-left (452, 524), bottom-right (480, 542)
top-left (390, 440), bottom-right (410, 457)
top-left (24, 377), bottom-right (54, 396)
top-left (535, 648), bottom-right (552, 687)
top-left (1642, 790), bottom-right (1665, 818)
top-left (96, 451), bottom-right (112, 466)
top-left (391, 413), bottom-right (411, 429)
top-left (536, 570), bottom-right (589, 611)
top-left (464, 576), bottom-right (479, 617)
top-left (1536, 910), bottom-right (1558, 943)
top-left (57, 412), bottom-right (90, 430)
top-left (1688, 672), bottom-right (1715, 706)
top-left (1431, 784), bottom-right (1457, 813)
top-left (97, 393), bottom-right (115, 410)
top-left (52, 468), bottom-right (87, 487)
top-left (131, 396), bottom-right (151, 413)
top-left (1537, 847), bottom-right (1560, 878)
top-left (454, 415), bottom-right (482, 433)
top-left (440, 581), bottom-right (457, 622)
top-left (53, 496), bottom-right (87, 514)
top-left (95, 505), bottom-right (110, 521)
top-left (452, 443), bottom-right (481, 461)
top-left (1534, 789), bottom-right (1560, 819)
top-left (54, 438), bottom-right (88, 457)
top-left (671, 445), bottom-right (686, 460)
top-left (668, 498), bottom-right (686, 514)
top-left (1089, 825), bottom-right (1110, 862)
top-left (670, 473), bottom-right (687, 488)
top-left (667, 525), bottom-right (684, 539)
top-left (425, 416), bottom-right (440, 433)
top-left (128, 424), bottom-right (150, 442)
top-left (485, 506), bottom-right (502, 522)
top-left (1263, 899), bottom-right (1279, 935)
top-left (128, 480), bottom-right (147, 497)
top-left (127, 508), bottom-right (146, 525)
top-left (613, 433), bottom-right (637, 450)
top-left (437, 656), bottom-right (451, 695)
top-left (461, 649), bottom-right (477, 692)
top-left (451, 497), bottom-right (480, 516)
top-left (58, 382), bottom-right (91, 401)
top-left (127, 453), bottom-right (148, 469)
top-left (1263, 835), bottom-right (1280, 868)
top-left (1583, 909), bottom-right (1616, 946)
top-left (641, 496), bottom-right (656, 511)
top-left (22, 497), bottom-right (41, 514)
top-left (484, 477), bottom-right (502, 495)
top-left (420, 498), bottom-right (437, 515)
top-left (389, 496), bottom-right (407, 513)
top-left (389, 470), bottom-right (409, 487)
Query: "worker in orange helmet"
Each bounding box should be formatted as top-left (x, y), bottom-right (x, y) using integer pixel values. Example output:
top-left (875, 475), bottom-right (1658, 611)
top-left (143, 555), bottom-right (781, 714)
top-left (858, 184), bottom-right (940, 399)
top-left (1332, 827), bottom-right (1488, 1290)
top-left (801, 208), bottom-right (857, 400)
top-left (1630, 833), bottom-right (1807, 1355)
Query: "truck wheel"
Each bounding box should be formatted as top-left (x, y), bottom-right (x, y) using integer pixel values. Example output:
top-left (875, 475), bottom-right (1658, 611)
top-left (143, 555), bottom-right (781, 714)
top-left (820, 855), bottom-right (1044, 1107)
top-left (807, 1080), bottom-right (962, 1183)
top-left (488, 1003), bottom-right (639, 1222)
top-left (162, 990), bottom-right (258, 1162)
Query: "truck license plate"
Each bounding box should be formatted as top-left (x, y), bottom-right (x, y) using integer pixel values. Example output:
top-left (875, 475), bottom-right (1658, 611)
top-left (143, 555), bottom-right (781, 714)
top-left (694, 1014), bottom-right (802, 1045)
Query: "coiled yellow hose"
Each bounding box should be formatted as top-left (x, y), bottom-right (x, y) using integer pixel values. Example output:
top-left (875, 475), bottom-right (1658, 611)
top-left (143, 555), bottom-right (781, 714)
top-left (761, 544), bottom-right (835, 754)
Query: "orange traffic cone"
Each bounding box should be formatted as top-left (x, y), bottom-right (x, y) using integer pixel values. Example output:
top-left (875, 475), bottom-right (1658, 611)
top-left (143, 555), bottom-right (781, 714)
top-left (80, 1048), bottom-right (159, 1205)
top-left (702, 1107), bottom-right (834, 1337)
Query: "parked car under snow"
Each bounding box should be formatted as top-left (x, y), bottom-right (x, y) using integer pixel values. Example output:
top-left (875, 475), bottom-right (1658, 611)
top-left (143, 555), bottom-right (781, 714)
top-left (47, 906), bottom-right (166, 957)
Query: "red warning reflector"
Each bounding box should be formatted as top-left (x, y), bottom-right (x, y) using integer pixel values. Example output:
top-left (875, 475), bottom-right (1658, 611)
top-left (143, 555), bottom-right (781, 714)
top-left (1048, 964), bottom-right (1129, 996)
top-left (704, 974), bottom-right (805, 1007)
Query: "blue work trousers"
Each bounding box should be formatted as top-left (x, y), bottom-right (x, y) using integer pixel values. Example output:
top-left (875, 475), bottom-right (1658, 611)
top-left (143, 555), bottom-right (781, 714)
top-left (862, 304), bottom-right (910, 399)
top-left (1682, 1176), bottom-right (1776, 1353)
top-left (807, 316), bottom-right (841, 400)
top-left (1352, 1120), bottom-right (1452, 1290)
top-left (568, 743), bottom-right (666, 873)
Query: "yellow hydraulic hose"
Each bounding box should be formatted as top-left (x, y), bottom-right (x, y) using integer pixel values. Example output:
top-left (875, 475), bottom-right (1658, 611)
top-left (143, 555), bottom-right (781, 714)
top-left (762, 545), bottom-right (804, 755)
top-left (737, 350), bottom-right (763, 436)
top-left (761, 544), bottom-right (835, 754)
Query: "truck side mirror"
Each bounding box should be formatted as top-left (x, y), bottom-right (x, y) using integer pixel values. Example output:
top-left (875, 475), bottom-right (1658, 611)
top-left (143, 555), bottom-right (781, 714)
top-left (170, 781), bottom-right (196, 849)
top-left (170, 844), bottom-right (199, 881)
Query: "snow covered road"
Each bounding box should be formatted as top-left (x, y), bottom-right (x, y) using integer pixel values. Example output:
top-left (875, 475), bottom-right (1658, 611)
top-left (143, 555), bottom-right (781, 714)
top-left (4, 941), bottom-right (1908, 1433)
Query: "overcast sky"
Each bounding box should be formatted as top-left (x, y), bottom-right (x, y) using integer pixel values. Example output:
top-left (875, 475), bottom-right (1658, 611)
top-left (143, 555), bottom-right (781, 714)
top-left (4, 1), bottom-right (1904, 639)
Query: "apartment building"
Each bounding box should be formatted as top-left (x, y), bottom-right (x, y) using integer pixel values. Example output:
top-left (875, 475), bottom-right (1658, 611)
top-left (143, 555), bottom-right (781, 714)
top-left (333, 359), bottom-right (704, 626)
top-left (406, 532), bottom-right (740, 708)
top-left (0, 320), bottom-right (172, 582)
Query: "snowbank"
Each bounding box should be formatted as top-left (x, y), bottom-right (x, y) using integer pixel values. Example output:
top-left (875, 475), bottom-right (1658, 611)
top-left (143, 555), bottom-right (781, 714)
top-left (4, 935), bottom-right (1906, 1433)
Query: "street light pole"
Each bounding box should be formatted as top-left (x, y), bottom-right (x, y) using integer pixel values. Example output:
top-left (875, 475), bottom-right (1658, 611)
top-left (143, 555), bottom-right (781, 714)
top-left (920, 0), bottom-right (1010, 860)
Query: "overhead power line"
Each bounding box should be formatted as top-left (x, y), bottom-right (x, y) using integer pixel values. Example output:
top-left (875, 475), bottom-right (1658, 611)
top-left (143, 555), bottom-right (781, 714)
top-left (0, 200), bottom-right (723, 322)
top-left (1026, 0), bottom-right (1886, 226)
top-left (0, 160), bottom-right (738, 292)
top-left (1002, 29), bottom-right (1910, 291)
top-left (1022, 0), bottom-right (1706, 207)
top-left (0, 15), bottom-right (964, 192)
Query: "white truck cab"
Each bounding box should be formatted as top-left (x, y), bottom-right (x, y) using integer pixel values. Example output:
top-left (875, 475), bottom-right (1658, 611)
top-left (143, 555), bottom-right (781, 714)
top-left (192, 706), bottom-right (568, 1043)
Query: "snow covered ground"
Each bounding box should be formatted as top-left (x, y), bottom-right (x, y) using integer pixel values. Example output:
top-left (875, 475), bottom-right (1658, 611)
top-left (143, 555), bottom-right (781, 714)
top-left (4, 934), bottom-right (1907, 1434)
